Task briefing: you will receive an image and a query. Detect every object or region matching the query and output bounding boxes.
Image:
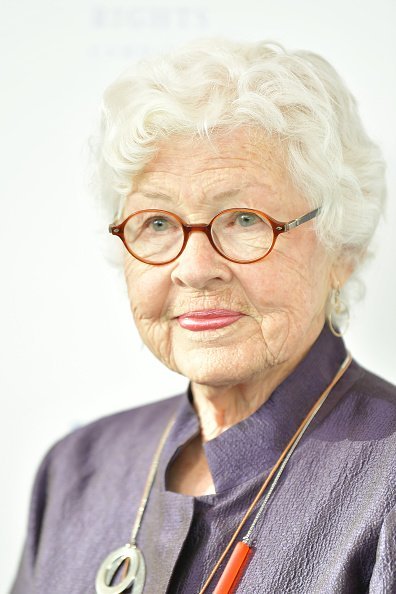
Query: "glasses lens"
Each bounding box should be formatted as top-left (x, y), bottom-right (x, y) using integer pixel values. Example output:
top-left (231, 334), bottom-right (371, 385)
top-left (212, 210), bottom-right (274, 262)
top-left (124, 211), bottom-right (184, 264)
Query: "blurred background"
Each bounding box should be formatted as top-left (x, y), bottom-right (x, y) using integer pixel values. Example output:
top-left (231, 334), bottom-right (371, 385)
top-left (1, 0), bottom-right (395, 588)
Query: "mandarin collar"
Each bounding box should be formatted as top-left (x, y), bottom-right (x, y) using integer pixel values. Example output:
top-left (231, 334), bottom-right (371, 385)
top-left (163, 323), bottom-right (349, 494)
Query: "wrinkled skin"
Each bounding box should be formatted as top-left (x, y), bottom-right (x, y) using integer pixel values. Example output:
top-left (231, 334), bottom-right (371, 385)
top-left (123, 128), bottom-right (350, 444)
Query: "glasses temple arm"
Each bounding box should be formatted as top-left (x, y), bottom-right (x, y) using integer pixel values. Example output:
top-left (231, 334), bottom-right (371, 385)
top-left (284, 207), bottom-right (322, 231)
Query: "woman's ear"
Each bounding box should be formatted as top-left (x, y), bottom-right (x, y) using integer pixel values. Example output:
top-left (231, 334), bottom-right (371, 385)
top-left (330, 250), bottom-right (360, 289)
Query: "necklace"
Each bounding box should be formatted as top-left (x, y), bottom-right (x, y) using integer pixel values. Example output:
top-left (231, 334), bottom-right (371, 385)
top-left (95, 413), bottom-right (177, 594)
top-left (95, 352), bottom-right (352, 594)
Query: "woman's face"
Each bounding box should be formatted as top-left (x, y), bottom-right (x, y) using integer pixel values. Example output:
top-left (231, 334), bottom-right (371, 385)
top-left (123, 128), bottom-right (338, 386)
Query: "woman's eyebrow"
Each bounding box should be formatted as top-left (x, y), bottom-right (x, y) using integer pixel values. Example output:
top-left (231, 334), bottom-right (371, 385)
top-left (140, 191), bottom-right (174, 201)
top-left (210, 188), bottom-right (242, 200)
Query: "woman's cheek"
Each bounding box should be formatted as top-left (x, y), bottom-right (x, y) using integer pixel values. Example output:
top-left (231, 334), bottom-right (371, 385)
top-left (128, 271), bottom-right (171, 343)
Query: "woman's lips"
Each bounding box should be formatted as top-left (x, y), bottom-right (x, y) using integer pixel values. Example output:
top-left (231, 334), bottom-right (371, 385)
top-left (177, 309), bottom-right (245, 331)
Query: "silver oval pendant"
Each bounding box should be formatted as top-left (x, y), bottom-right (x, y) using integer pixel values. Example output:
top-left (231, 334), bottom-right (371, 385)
top-left (95, 544), bottom-right (146, 594)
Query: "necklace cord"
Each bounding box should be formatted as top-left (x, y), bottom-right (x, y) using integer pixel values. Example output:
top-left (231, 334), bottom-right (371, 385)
top-left (198, 352), bottom-right (352, 594)
top-left (120, 413), bottom-right (177, 580)
top-left (130, 415), bottom-right (177, 543)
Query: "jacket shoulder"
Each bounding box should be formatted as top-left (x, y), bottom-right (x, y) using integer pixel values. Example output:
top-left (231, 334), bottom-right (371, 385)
top-left (336, 362), bottom-right (396, 440)
top-left (44, 392), bottom-right (185, 468)
top-left (352, 363), bottom-right (396, 406)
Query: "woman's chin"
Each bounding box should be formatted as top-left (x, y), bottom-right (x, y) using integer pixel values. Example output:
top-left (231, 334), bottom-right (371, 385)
top-left (171, 344), bottom-right (265, 387)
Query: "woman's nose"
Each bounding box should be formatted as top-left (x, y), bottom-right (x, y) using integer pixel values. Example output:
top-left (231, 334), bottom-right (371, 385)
top-left (170, 228), bottom-right (233, 290)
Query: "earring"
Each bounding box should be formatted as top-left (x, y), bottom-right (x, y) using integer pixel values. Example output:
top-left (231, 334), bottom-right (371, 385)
top-left (328, 284), bottom-right (350, 338)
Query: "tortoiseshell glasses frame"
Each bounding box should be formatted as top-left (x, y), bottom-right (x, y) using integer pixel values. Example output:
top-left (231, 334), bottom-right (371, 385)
top-left (108, 206), bottom-right (321, 265)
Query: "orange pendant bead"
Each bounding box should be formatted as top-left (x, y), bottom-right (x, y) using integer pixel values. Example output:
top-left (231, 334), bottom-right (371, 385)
top-left (213, 541), bottom-right (253, 594)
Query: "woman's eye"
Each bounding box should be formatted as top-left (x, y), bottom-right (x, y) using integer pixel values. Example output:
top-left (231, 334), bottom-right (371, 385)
top-left (146, 217), bottom-right (172, 231)
top-left (235, 212), bottom-right (259, 227)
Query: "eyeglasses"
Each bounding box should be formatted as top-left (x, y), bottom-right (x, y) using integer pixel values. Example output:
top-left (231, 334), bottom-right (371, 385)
top-left (109, 206), bottom-right (321, 265)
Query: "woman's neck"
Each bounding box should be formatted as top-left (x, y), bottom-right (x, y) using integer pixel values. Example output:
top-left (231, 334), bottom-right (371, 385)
top-left (191, 356), bottom-right (300, 442)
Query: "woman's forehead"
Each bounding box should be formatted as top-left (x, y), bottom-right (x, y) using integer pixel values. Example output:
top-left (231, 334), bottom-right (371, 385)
top-left (134, 168), bottom-right (281, 195)
top-left (128, 171), bottom-right (291, 214)
top-left (125, 129), bottom-right (306, 216)
top-left (126, 174), bottom-right (305, 222)
top-left (142, 128), bottom-right (285, 175)
top-left (131, 132), bottom-right (290, 203)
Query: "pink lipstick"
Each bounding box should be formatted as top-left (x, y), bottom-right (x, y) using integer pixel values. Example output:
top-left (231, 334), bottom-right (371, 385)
top-left (177, 309), bottom-right (244, 331)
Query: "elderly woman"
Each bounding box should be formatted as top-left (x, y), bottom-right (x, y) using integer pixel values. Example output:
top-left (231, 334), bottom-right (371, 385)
top-left (11, 39), bottom-right (395, 594)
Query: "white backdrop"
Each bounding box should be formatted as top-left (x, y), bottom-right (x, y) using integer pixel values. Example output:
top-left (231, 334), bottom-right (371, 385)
top-left (2, 0), bottom-right (395, 589)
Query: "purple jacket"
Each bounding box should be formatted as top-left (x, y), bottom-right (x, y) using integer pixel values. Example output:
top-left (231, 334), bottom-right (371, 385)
top-left (10, 325), bottom-right (396, 593)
